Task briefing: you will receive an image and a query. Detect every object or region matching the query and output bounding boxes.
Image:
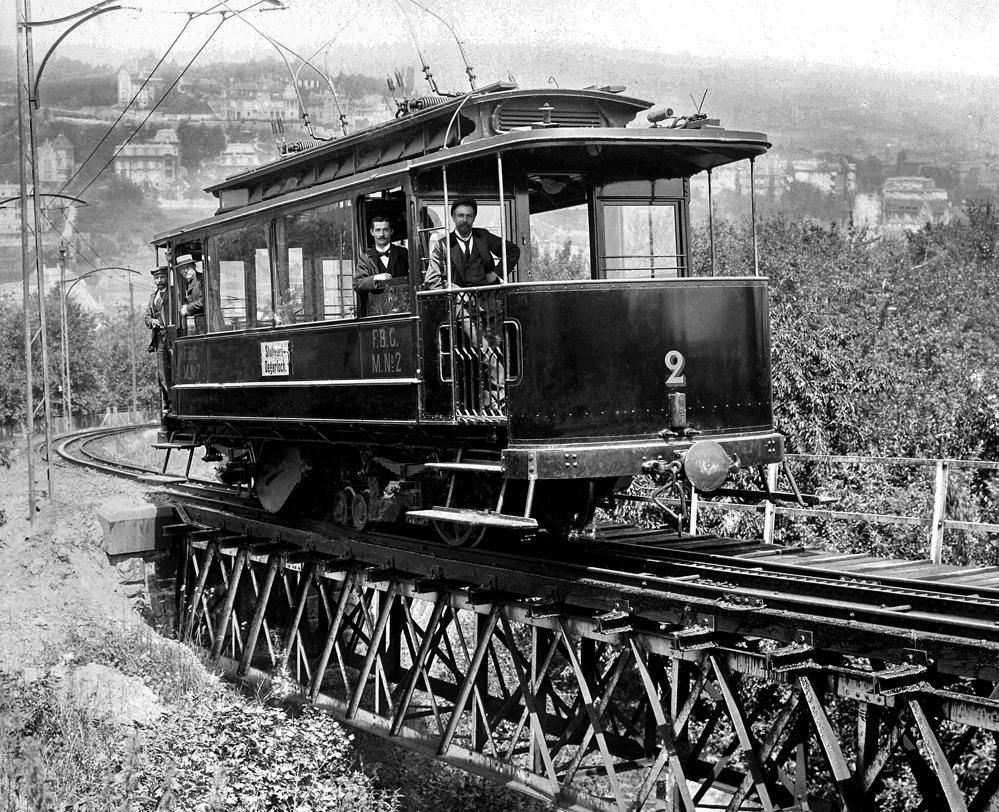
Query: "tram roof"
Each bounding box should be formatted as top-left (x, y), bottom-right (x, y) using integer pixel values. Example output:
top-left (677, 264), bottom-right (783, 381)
top-left (153, 84), bottom-right (771, 244)
top-left (203, 83), bottom-right (650, 195)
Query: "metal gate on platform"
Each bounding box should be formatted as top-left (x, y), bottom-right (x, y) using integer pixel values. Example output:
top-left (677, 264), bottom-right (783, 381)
top-left (178, 531), bottom-right (999, 812)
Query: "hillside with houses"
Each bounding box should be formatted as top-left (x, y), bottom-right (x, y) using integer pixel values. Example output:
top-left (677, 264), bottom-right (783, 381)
top-left (0, 50), bottom-right (996, 312)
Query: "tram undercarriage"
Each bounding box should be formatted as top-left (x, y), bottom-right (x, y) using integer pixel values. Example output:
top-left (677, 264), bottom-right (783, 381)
top-left (188, 424), bottom-right (787, 548)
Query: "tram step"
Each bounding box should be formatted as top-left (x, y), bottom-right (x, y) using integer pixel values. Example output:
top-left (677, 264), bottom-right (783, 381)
top-left (152, 441), bottom-right (200, 450)
top-left (406, 507), bottom-right (538, 530)
top-left (424, 461), bottom-right (504, 474)
top-left (137, 473), bottom-right (188, 484)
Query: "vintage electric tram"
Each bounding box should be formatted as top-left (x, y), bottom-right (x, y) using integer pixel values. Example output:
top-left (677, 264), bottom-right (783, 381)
top-left (152, 82), bottom-right (783, 543)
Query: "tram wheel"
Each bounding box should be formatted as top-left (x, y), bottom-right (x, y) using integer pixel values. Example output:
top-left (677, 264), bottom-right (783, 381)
top-left (351, 489), bottom-right (370, 531)
top-left (432, 520), bottom-right (487, 548)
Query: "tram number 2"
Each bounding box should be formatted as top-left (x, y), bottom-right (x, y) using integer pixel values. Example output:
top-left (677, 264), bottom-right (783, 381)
top-left (664, 350), bottom-right (687, 388)
top-left (369, 327), bottom-right (402, 374)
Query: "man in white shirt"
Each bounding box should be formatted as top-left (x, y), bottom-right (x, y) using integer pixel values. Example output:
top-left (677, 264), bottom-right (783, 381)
top-left (424, 198), bottom-right (519, 289)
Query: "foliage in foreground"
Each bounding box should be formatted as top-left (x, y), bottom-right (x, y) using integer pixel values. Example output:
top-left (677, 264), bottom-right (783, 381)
top-left (0, 624), bottom-right (398, 812)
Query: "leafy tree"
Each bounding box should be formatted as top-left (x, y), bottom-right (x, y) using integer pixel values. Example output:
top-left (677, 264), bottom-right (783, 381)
top-left (74, 174), bottom-right (166, 257)
top-left (527, 238), bottom-right (587, 281)
top-left (855, 154), bottom-right (884, 194)
top-left (0, 287), bottom-right (158, 429)
top-left (0, 294), bottom-right (27, 426)
top-left (176, 120), bottom-right (227, 173)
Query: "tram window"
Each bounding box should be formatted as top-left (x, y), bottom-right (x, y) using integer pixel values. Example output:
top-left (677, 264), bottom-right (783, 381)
top-left (528, 205), bottom-right (590, 281)
top-left (601, 203), bottom-right (681, 279)
top-left (209, 223), bottom-right (271, 332)
top-left (278, 200), bottom-right (355, 322)
top-left (357, 188), bottom-right (411, 317)
top-left (526, 175), bottom-right (590, 281)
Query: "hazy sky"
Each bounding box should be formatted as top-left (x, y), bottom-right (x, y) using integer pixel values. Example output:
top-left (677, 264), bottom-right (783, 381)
top-left (4, 0), bottom-right (998, 78)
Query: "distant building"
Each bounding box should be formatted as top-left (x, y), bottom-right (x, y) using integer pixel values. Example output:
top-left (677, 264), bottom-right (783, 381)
top-left (37, 134), bottom-right (75, 184)
top-left (113, 129), bottom-right (179, 191)
top-left (117, 66), bottom-right (165, 109)
top-left (785, 157), bottom-right (857, 197)
top-left (204, 141), bottom-right (266, 184)
top-left (0, 182), bottom-right (22, 241)
top-left (222, 83), bottom-right (299, 122)
top-left (881, 177), bottom-right (951, 237)
top-left (307, 91), bottom-right (389, 130)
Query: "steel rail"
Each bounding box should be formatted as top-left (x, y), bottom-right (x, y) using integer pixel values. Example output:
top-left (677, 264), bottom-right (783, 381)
top-left (57, 425), bottom-right (999, 678)
top-left (168, 495), bottom-right (999, 681)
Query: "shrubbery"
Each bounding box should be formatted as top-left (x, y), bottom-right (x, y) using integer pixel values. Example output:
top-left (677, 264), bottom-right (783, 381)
top-left (0, 624), bottom-right (398, 811)
top-left (664, 203), bottom-right (999, 560)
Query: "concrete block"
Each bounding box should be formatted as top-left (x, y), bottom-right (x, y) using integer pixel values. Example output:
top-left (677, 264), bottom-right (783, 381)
top-left (97, 499), bottom-right (177, 556)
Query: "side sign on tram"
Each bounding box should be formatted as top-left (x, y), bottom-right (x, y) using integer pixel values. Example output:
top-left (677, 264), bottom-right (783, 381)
top-left (260, 340), bottom-right (291, 377)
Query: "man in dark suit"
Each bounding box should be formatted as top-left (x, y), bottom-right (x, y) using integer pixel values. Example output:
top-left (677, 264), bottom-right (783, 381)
top-left (353, 213), bottom-right (409, 306)
top-left (425, 198), bottom-right (520, 289)
top-left (144, 265), bottom-right (171, 412)
top-left (175, 253), bottom-right (206, 334)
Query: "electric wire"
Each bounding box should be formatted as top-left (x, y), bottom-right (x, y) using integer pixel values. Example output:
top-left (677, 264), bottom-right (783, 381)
top-left (42, 206), bottom-right (106, 270)
top-left (71, 14), bottom-right (228, 203)
top-left (218, 0), bottom-right (352, 138)
top-left (54, 14), bottom-right (194, 201)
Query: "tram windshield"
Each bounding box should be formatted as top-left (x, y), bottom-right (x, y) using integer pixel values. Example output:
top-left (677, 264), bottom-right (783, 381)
top-left (524, 173), bottom-right (685, 281)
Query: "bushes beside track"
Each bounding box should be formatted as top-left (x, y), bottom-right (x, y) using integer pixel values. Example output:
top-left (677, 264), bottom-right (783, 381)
top-left (682, 203), bottom-right (999, 560)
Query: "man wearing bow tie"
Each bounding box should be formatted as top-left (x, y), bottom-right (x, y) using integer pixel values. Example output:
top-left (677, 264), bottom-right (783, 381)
top-left (353, 214), bottom-right (409, 309)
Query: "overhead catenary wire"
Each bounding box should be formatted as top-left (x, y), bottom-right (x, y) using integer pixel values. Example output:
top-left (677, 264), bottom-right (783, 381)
top-left (217, 1), bottom-right (326, 141)
top-left (219, 2), bottom-right (358, 139)
top-left (55, 14), bottom-right (194, 201)
top-left (71, 13), bottom-right (228, 202)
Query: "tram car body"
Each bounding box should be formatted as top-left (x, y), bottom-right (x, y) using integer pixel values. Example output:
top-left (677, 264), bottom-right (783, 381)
top-left (153, 82), bottom-right (782, 541)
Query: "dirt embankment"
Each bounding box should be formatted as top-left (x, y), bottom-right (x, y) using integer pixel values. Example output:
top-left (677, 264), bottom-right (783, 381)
top-left (0, 444), bottom-right (151, 673)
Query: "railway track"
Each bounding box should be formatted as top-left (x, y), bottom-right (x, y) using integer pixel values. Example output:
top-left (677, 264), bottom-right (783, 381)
top-left (59, 423), bottom-right (999, 680)
top-left (58, 423), bottom-right (999, 811)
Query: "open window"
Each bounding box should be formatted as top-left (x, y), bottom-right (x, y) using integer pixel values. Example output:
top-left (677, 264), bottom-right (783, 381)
top-left (275, 200), bottom-right (356, 323)
top-left (167, 239), bottom-right (202, 333)
top-left (356, 187), bottom-right (412, 317)
top-left (417, 198), bottom-right (516, 285)
top-left (526, 174), bottom-right (591, 281)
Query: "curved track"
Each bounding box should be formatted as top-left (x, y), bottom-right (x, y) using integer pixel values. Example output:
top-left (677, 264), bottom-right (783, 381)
top-left (56, 424), bottom-right (999, 812)
top-left (59, 423), bottom-right (999, 679)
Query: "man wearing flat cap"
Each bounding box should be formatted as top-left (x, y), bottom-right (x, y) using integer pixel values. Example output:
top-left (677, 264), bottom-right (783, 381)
top-left (174, 254), bottom-right (205, 333)
top-left (144, 265), bottom-right (171, 412)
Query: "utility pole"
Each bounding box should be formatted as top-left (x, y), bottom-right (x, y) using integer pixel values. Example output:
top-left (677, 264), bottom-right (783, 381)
top-left (58, 243), bottom-right (69, 422)
top-left (128, 277), bottom-right (137, 415)
top-left (15, 0), bottom-right (37, 521)
top-left (25, 0), bottom-right (56, 502)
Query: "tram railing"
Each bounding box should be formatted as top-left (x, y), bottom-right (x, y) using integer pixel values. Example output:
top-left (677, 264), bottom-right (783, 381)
top-left (437, 287), bottom-right (515, 423)
top-left (688, 453), bottom-right (999, 565)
